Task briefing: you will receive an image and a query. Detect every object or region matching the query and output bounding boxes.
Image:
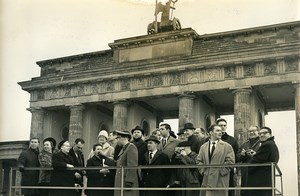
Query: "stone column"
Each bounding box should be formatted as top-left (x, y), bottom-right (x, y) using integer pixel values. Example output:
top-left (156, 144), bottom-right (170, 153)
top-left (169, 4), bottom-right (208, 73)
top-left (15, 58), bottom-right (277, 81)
top-left (294, 83), bottom-right (300, 194)
top-left (68, 104), bottom-right (85, 144)
top-left (27, 107), bottom-right (45, 140)
top-left (113, 101), bottom-right (128, 131)
top-left (233, 88), bottom-right (252, 146)
top-left (178, 94), bottom-right (195, 128)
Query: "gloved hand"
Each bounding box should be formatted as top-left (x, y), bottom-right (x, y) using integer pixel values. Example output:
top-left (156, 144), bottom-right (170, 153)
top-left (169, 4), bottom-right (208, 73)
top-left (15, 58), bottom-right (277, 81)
top-left (125, 181), bottom-right (134, 188)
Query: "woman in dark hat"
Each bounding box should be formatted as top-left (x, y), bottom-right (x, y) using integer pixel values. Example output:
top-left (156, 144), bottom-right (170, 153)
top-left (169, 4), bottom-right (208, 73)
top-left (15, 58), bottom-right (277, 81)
top-left (38, 137), bottom-right (56, 196)
top-left (50, 140), bottom-right (77, 196)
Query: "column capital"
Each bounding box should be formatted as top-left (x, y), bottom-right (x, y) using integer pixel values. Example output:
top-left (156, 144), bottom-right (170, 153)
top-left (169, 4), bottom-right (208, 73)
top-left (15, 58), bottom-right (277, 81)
top-left (178, 92), bottom-right (196, 99)
top-left (231, 87), bottom-right (252, 95)
top-left (112, 100), bottom-right (129, 105)
top-left (68, 104), bottom-right (85, 111)
top-left (27, 107), bottom-right (46, 113)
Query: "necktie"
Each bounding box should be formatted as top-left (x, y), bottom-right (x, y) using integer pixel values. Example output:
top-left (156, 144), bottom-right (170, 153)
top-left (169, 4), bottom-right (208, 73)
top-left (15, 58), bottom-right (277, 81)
top-left (149, 153), bottom-right (153, 163)
top-left (162, 139), bottom-right (166, 147)
top-left (211, 142), bottom-right (216, 155)
top-left (209, 141), bottom-right (216, 163)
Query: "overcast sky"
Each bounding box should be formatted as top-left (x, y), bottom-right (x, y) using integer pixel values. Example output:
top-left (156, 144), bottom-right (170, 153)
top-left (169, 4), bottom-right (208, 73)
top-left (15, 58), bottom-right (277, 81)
top-left (0, 0), bottom-right (299, 194)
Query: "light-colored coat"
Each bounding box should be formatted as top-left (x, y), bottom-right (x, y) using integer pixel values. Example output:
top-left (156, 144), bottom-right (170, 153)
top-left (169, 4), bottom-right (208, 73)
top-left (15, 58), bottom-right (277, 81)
top-left (105, 143), bottom-right (139, 196)
top-left (197, 140), bottom-right (235, 196)
top-left (157, 136), bottom-right (180, 160)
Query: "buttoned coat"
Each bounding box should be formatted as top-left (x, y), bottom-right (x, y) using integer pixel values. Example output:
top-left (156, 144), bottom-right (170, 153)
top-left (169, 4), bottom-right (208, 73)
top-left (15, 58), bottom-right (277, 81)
top-left (18, 148), bottom-right (40, 195)
top-left (197, 140), bottom-right (235, 196)
top-left (247, 136), bottom-right (279, 196)
top-left (141, 150), bottom-right (170, 196)
top-left (158, 136), bottom-right (180, 160)
top-left (50, 151), bottom-right (76, 196)
top-left (105, 143), bottom-right (139, 196)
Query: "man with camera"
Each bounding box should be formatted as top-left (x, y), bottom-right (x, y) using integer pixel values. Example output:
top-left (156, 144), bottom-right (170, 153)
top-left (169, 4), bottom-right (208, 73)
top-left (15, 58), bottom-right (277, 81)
top-left (236, 126), bottom-right (261, 196)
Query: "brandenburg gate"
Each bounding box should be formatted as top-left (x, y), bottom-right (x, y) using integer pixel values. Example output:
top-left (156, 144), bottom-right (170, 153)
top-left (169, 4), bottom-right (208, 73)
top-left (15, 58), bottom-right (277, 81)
top-left (19, 19), bottom-right (300, 191)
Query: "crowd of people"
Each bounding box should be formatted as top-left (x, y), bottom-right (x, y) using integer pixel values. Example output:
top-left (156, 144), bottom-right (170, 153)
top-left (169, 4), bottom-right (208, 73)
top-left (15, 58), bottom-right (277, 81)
top-left (17, 118), bottom-right (279, 196)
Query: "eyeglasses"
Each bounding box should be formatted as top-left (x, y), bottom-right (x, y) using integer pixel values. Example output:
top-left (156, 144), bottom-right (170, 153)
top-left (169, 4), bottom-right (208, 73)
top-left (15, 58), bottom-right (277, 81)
top-left (259, 131), bottom-right (269, 135)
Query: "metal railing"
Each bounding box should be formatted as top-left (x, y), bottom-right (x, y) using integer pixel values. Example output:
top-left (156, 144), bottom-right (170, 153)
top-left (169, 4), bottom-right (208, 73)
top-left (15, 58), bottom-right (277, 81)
top-left (8, 163), bottom-right (283, 196)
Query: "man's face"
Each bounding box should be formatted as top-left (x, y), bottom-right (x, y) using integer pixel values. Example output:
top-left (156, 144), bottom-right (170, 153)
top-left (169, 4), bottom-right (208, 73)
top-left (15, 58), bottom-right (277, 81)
top-left (178, 134), bottom-right (186, 141)
top-left (153, 131), bottom-right (161, 140)
top-left (210, 126), bottom-right (222, 140)
top-left (194, 128), bottom-right (206, 139)
top-left (258, 128), bottom-right (271, 141)
top-left (217, 121), bottom-right (227, 134)
top-left (248, 126), bottom-right (259, 139)
top-left (29, 139), bottom-right (39, 150)
top-left (159, 125), bottom-right (169, 138)
top-left (184, 128), bottom-right (194, 137)
top-left (108, 132), bottom-right (117, 141)
top-left (147, 140), bottom-right (158, 152)
top-left (74, 142), bottom-right (84, 153)
top-left (132, 130), bottom-right (143, 139)
top-left (94, 145), bottom-right (103, 156)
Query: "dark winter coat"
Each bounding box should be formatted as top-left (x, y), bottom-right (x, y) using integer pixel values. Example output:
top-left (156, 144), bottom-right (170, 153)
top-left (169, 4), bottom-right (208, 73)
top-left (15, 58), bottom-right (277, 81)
top-left (86, 155), bottom-right (114, 196)
top-left (18, 148), bottom-right (40, 195)
top-left (187, 134), bottom-right (203, 154)
top-left (38, 149), bottom-right (53, 184)
top-left (170, 151), bottom-right (201, 196)
top-left (236, 136), bottom-right (260, 195)
top-left (132, 138), bottom-right (148, 166)
top-left (141, 150), bottom-right (170, 196)
top-left (248, 136), bottom-right (279, 196)
top-left (69, 147), bottom-right (85, 190)
top-left (50, 151), bottom-right (76, 196)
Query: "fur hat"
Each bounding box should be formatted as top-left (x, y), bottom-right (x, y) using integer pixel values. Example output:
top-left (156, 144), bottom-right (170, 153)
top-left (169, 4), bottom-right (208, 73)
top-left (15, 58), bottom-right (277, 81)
top-left (97, 130), bottom-right (108, 140)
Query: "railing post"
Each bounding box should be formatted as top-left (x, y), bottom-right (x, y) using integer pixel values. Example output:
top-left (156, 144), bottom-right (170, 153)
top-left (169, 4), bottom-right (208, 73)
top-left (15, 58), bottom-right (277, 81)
top-left (8, 168), bottom-right (12, 196)
top-left (271, 163), bottom-right (275, 196)
top-left (121, 166), bottom-right (124, 196)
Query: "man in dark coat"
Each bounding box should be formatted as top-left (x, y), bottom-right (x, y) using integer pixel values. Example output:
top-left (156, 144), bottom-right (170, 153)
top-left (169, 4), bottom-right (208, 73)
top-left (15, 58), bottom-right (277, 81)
top-left (141, 135), bottom-right (170, 196)
top-left (217, 118), bottom-right (239, 196)
top-left (50, 140), bottom-right (77, 196)
top-left (236, 126), bottom-right (261, 196)
top-left (248, 126), bottom-right (279, 196)
top-left (131, 126), bottom-right (148, 166)
top-left (170, 141), bottom-right (201, 196)
top-left (18, 138), bottom-right (40, 196)
top-left (183, 122), bottom-right (203, 153)
top-left (69, 138), bottom-right (85, 196)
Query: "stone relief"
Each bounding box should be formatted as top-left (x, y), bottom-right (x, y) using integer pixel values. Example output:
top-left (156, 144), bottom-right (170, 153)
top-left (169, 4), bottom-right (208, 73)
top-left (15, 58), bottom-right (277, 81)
top-left (285, 59), bottom-right (298, 72)
top-left (224, 66), bottom-right (236, 78)
top-left (77, 85), bottom-right (85, 96)
top-left (244, 64), bottom-right (256, 76)
top-left (121, 79), bottom-right (130, 90)
top-left (152, 75), bottom-right (163, 86)
top-left (106, 81), bottom-right (114, 91)
top-left (206, 68), bottom-right (220, 81)
top-left (187, 71), bottom-right (199, 83)
top-left (170, 73), bottom-right (181, 85)
top-left (49, 88), bottom-right (58, 99)
top-left (37, 90), bottom-right (45, 100)
top-left (91, 83), bottom-right (99, 94)
top-left (264, 61), bottom-right (277, 75)
top-left (64, 86), bottom-right (71, 97)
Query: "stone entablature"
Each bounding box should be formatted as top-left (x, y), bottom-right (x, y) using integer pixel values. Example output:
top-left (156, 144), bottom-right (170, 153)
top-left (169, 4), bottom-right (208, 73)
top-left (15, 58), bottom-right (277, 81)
top-left (22, 57), bottom-right (299, 104)
top-left (0, 141), bottom-right (28, 160)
